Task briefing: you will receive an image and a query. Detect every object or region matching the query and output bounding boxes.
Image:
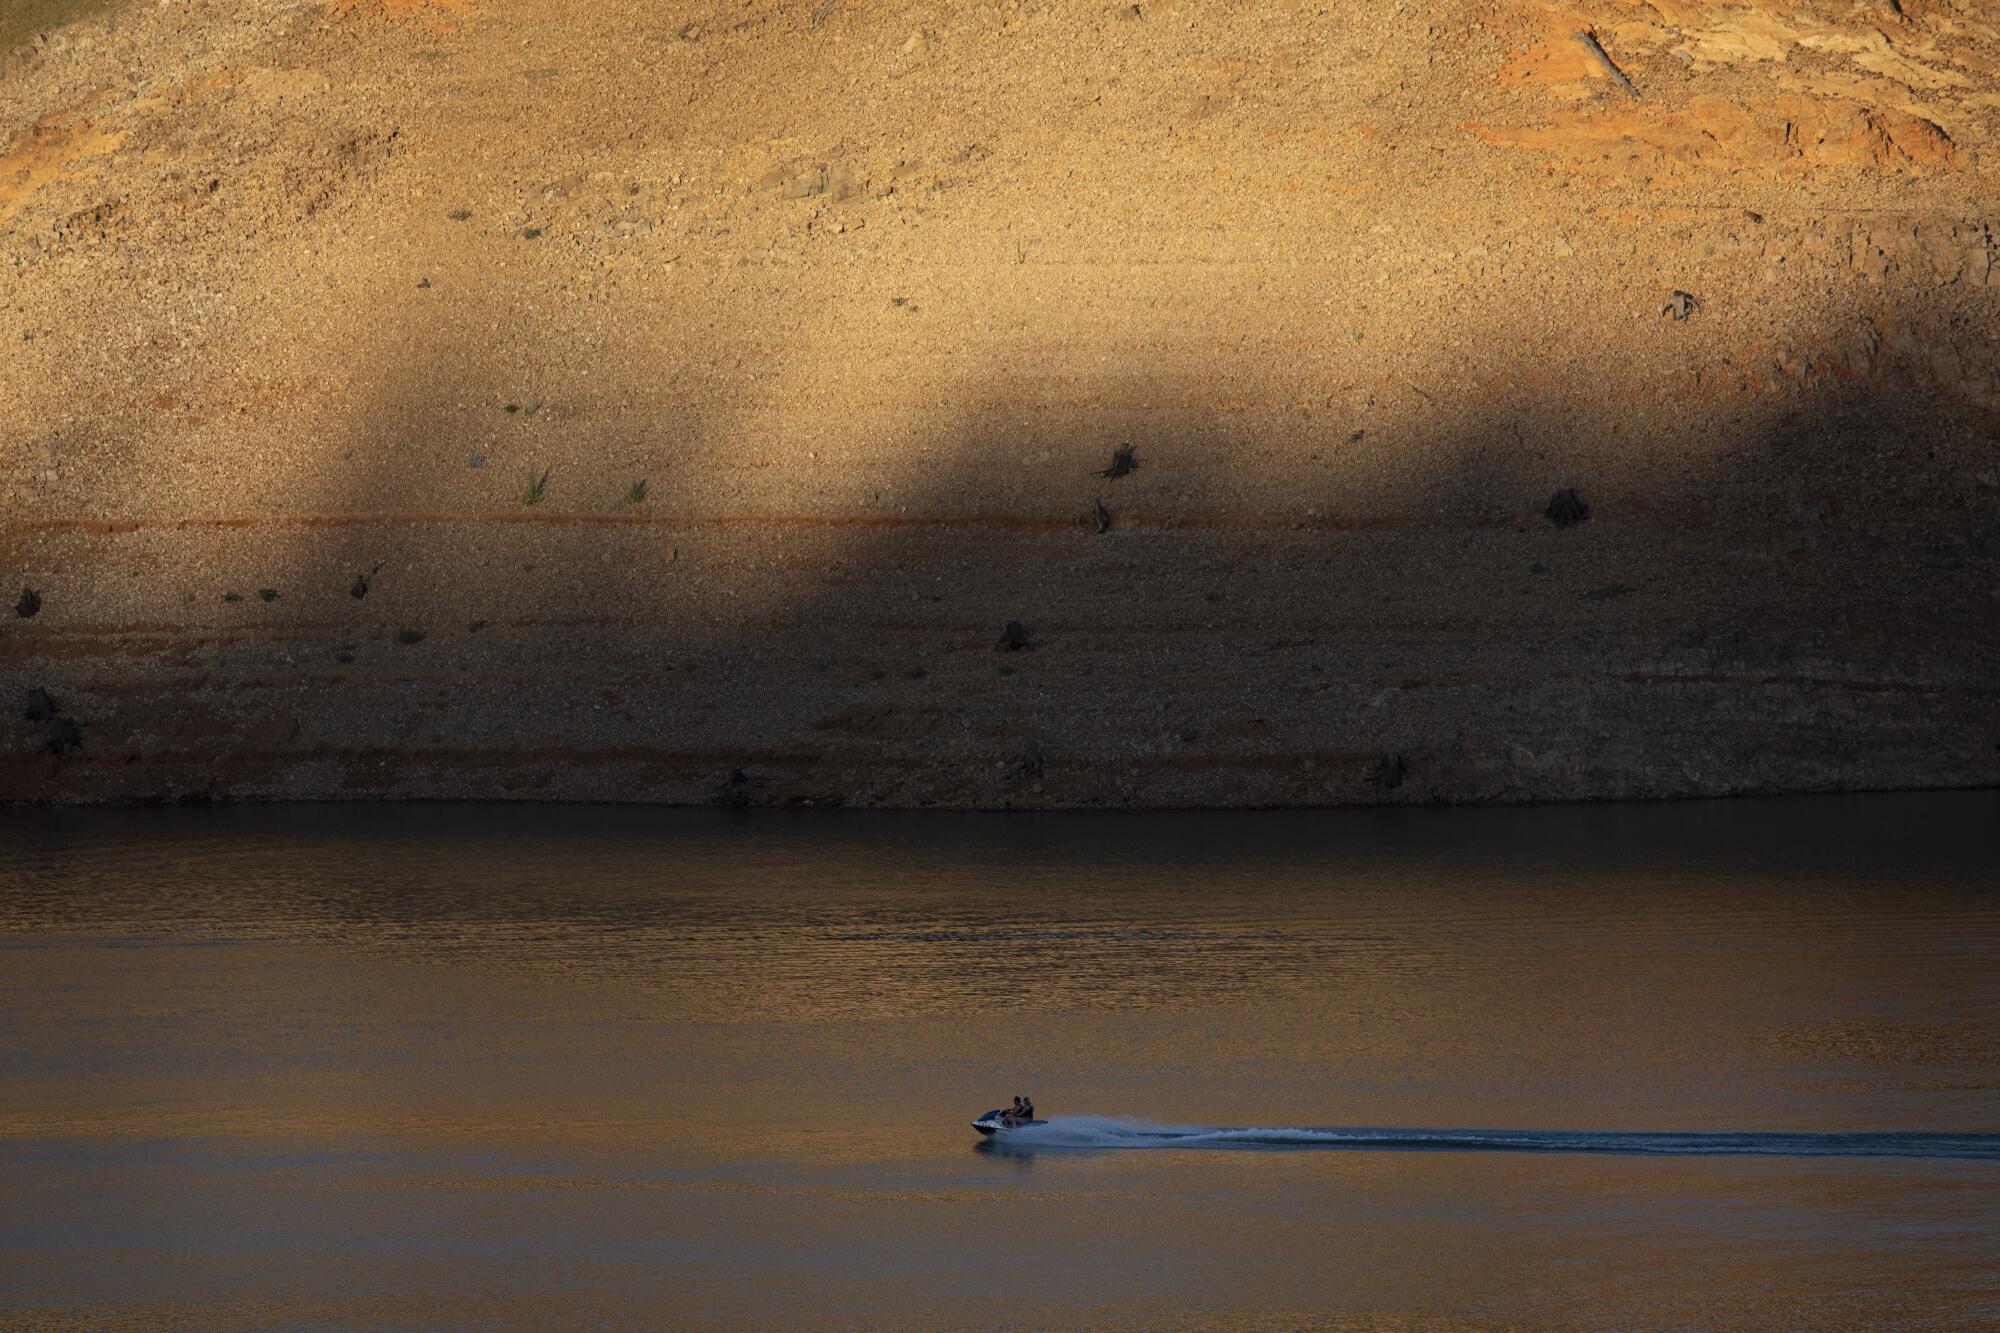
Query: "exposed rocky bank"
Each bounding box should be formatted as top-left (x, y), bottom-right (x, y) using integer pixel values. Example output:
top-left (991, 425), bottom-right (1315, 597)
top-left (4, 0), bottom-right (1998, 807)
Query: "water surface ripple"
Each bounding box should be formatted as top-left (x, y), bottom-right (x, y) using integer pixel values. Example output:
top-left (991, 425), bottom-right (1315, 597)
top-left (2, 794), bottom-right (1996, 1330)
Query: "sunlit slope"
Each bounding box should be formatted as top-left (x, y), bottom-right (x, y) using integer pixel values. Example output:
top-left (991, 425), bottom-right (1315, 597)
top-left (3, 0), bottom-right (1997, 805)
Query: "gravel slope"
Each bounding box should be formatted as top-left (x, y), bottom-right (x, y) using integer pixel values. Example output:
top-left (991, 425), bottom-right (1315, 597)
top-left (4, 0), bottom-right (1998, 806)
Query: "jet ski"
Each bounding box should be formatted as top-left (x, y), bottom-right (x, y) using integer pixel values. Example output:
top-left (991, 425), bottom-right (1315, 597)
top-left (972, 1108), bottom-right (1047, 1135)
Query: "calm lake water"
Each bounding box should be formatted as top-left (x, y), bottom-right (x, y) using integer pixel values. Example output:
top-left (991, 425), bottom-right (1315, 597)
top-left (2, 795), bottom-right (1996, 1330)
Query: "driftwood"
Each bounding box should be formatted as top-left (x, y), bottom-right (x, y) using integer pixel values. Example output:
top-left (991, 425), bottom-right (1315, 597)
top-left (1574, 29), bottom-right (1640, 98)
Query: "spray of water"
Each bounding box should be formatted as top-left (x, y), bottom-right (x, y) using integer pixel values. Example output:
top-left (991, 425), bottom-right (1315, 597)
top-left (986, 1118), bottom-right (2000, 1159)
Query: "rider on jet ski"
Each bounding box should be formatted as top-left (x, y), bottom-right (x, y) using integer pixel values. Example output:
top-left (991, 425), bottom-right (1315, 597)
top-left (971, 1096), bottom-right (1041, 1135)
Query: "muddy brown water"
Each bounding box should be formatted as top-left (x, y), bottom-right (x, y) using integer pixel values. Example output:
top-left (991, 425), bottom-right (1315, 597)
top-left (2, 794), bottom-right (1996, 1329)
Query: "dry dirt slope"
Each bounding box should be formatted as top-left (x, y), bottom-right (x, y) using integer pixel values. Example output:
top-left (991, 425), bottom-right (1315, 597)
top-left (2, 0), bottom-right (1998, 807)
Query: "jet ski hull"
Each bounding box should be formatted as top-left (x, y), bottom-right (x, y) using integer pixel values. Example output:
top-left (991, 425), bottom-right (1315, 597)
top-left (972, 1109), bottom-right (1046, 1136)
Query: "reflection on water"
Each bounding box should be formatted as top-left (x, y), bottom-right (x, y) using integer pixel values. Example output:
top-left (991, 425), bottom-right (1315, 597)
top-left (1, 794), bottom-right (1996, 1329)
top-left (6, 796), bottom-right (1998, 1025)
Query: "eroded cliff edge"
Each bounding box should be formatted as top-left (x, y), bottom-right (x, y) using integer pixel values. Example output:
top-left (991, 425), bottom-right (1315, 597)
top-left (4, 0), bottom-right (1998, 807)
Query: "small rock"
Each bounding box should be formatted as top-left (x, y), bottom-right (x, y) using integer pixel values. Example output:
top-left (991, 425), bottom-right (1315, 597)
top-left (995, 621), bottom-right (1036, 651)
top-left (24, 687), bottom-right (57, 721)
top-left (1368, 753), bottom-right (1407, 792)
top-left (1545, 488), bottom-right (1590, 528)
top-left (827, 165), bottom-right (864, 201)
top-left (1091, 497), bottom-right (1112, 534)
top-left (1854, 244), bottom-right (1892, 282)
top-left (15, 587), bottom-right (40, 618)
top-left (781, 166), bottom-right (827, 200)
top-left (1835, 324), bottom-right (1880, 376)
